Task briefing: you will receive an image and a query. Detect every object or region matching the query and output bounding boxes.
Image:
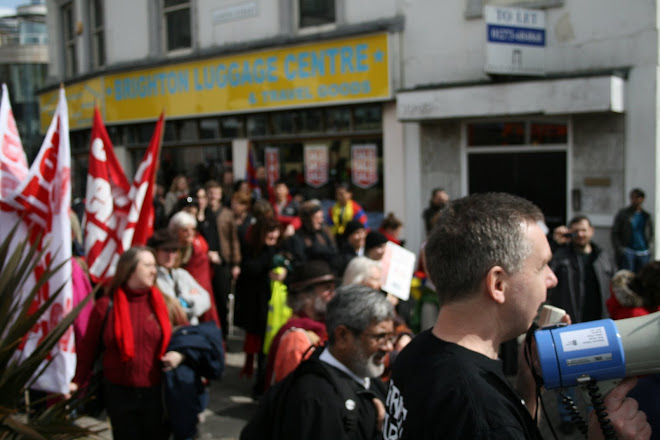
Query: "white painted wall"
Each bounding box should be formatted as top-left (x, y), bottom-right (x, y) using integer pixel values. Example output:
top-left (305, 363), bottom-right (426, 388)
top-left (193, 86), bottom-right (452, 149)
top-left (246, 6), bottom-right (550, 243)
top-left (197, 0), bottom-right (281, 47)
top-left (104, 0), bottom-right (150, 65)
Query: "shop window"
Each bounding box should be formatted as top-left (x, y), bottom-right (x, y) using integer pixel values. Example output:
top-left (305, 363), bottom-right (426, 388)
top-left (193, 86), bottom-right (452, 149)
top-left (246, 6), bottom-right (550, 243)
top-left (467, 121), bottom-right (525, 146)
top-left (179, 120), bottom-right (198, 141)
top-left (61, 2), bottom-right (77, 76)
top-left (297, 109), bottom-right (323, 133)
top-left (326, 107), bottom-right (351, 132)
top-left (271, 112), bottom-right (296, 135)
top-left (220, 117), bottom-right (244, 138)
top-left (299, 0), bottom-right (335, 28)
top-left (163, 122), bottom-right (177, 142)
top-left (354, 105), bottom-right (382, 131)
top-left (163, 0), bottom-right (191, 52)
top-left (200, 118), bottom-right (220, 139)
top-left (247, 114), bottom-right (269, 137)
top-left (90, 0), bottom-right (105, 67)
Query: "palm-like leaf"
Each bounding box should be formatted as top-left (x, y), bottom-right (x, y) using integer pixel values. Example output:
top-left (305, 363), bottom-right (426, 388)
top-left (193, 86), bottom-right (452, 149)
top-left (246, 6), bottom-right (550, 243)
top-left (0, 222), bottom-right (102, 439)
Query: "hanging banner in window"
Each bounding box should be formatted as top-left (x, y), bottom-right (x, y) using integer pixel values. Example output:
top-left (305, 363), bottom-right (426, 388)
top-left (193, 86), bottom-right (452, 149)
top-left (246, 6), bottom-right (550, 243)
top-left (38, 32), bottom-right (390, 131)
top-left (264, 147), bottom-right (279, 188)
top-left (304, 145), bottom-right (328, 188)
top-left (351, 144), bottom-right (378, 189)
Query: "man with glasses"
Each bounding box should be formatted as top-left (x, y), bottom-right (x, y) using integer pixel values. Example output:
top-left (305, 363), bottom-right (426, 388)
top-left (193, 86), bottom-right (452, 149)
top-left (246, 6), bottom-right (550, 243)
top-left (243, 284), bottom-right (394, 440)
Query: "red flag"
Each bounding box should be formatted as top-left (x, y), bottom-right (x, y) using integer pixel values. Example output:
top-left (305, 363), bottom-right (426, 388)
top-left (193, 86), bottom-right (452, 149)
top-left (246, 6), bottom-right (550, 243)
top-left (129, 112), bottom-right (163, 246)
top-left (84, 109), bottom-right (164, 282)
top-left (84, 107), bottom-right (132, 283)
top-left (0, 87), bottom-right (74, 394)
top-left (0, 83), bottom-right (28, 198)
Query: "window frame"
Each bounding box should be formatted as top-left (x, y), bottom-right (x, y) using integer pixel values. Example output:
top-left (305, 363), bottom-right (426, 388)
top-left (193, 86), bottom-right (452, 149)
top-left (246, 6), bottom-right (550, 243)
top-left (162, 0), bottom-right (193, 55)
top-left (89, 0), bottom-right (105, 68)
top-left (61, 1), bottom-right (77, 77)
top-left (295, 0), bottom-right (338, 34)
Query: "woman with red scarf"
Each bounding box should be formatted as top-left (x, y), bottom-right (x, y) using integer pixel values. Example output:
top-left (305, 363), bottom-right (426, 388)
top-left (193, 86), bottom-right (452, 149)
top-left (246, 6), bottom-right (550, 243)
top-left (71, 247), bottom-right (182, 440)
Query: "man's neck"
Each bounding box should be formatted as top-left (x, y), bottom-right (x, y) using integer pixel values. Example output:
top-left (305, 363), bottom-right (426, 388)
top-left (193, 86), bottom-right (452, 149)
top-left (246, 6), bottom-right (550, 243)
top-left (432, 301), bottom-right (502, 360)
top-left (573, 242), bottom-right (592, 254)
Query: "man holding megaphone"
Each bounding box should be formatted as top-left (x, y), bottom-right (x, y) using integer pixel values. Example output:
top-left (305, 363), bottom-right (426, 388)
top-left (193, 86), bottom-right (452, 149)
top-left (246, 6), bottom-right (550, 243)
top-left (382, 193), bottom-right (651, 440)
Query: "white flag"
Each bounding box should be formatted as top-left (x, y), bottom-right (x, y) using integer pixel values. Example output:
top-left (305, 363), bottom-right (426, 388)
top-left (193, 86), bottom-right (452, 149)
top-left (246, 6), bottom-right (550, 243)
top-left (0, 87), bottom-right (74, 394)
top-left (0, 83), bottom-right (28, 198)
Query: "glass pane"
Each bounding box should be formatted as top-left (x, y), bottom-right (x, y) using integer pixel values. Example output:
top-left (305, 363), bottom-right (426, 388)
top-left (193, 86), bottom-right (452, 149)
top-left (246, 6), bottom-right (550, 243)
top-left (164, 0), bottom-right (188, 7)
top-left (300, 0), bottom-right (335, 27)
top-left (179, 120), bottom-right (197, 141)
top-left (467, 122), bottom-right (525, 146)
top-left (530, 122), bottom-right (567, 144)
top-left (95, 32), bottom-right (105, 66)
top-left (163, 122), bottom-right (177, 141)
top-left (62, 4), bottom-right (74, 40)
top-left (220, 117), bottom-right (243, 138)
top-left (93, 0), bottom-right (104, 27)
top-left (298, 109), bottom-right (323, 133)
top-left (354, 105), bottom-right (382, 130)
top-left (166, 8), bottom-right (191, 51)
top-left (247, 114), bottom-right (269, 136)
top-left (272, 112), bottom-right (296, 135)
top-left (326, 107), bottom-right (351, 132)
top-left (139, 123), bottom-right (156, 143)
top-left (199, 118), bottom-right (220, 139)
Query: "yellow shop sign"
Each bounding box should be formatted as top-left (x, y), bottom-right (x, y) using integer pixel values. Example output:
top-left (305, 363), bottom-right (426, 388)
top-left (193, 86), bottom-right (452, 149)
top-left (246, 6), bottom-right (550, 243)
top-left (38, 33), bottom-right (390, 131)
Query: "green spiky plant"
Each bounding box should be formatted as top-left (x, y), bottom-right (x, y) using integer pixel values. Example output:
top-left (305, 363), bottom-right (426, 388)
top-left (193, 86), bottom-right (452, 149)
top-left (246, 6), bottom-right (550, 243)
top-left (0, 221), bottom-right (102, 439)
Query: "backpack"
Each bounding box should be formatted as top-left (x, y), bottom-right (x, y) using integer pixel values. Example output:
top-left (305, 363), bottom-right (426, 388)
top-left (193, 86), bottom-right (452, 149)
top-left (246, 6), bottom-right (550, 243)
top-left (240, 351), bottom-right (358, 440)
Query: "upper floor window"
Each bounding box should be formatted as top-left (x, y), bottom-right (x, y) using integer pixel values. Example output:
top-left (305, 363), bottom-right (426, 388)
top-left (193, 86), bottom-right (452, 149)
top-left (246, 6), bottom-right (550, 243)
top-left (90, 0), bottom-right (105, 67)
top-left (299, 0), bottom-right (335, 28)
top-left (163, 0), bottom-right (191, 52)
top-left (61, 2), bottom-right (77, 76)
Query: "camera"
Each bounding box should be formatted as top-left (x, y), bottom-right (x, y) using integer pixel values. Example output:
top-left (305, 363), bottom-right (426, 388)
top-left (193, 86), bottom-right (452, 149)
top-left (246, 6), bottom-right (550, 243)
top-left (562, 232), bottom-right (577, 239)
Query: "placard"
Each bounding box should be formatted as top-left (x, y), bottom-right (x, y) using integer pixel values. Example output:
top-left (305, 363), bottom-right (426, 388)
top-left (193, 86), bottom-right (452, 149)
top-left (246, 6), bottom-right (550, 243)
top-left (304, 144), bottom-right (328, 188)
top-left (351, 144), bottom-right (378, 189)
top-left (380, 241), bottom-right (416, 301)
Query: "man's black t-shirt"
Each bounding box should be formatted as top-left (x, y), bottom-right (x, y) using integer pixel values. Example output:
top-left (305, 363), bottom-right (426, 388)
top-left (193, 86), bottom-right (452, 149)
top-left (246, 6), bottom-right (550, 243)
top-left (383, 330), bottom-right (542, 440)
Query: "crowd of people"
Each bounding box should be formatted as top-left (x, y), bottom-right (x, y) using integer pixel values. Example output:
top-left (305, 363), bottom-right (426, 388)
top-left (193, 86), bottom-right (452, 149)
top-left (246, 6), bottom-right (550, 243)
top-left (64, 173), bottom-right (658, 440)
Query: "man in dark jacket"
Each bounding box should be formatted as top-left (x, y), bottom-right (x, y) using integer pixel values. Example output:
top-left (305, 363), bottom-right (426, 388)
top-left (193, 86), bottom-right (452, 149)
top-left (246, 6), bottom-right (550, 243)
top-left (548, 215), bottom-right (616, 434)
top-left (612, 188), bottom-right (654, 273)
top-left (242, 285), bottom-right (394, 440)
top-left (422, 188), bottom-right (449, 234)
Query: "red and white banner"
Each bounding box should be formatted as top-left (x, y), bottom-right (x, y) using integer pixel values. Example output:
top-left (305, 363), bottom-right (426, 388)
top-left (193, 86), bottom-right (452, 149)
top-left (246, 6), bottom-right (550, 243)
top-left (0, 87), bottom-right (74, 394)
top-left (265, 147), bottom-right (279, 188)
top-left (0, 83), bottom-right (28, 198)
top-left (84, 109), bottom-right (163, 283)
top-left (351, 144), bottom-right (378, 189)
top-left (304, 144), bottom-right (328, 188)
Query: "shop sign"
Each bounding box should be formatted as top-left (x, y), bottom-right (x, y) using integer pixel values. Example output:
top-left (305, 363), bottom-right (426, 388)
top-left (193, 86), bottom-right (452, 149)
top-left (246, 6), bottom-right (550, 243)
top-left (264, 147), bottom-right (279, 187)
top-left (38, 33), bottom-right (390, 131)
top-left (485, 6), bottom-right (545, 76)
top-left (351, 144), bottom-right (378, 189)
top-left (304, 145), bottom-right (328, 188)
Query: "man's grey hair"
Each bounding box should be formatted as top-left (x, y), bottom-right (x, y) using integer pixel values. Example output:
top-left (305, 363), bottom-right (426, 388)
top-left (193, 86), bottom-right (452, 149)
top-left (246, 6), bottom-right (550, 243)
top-left (424, 192), bottom-right (544, 305)
top-left (342, 257), bottom-right (381, 286)
top-left (326, 285), bottom-right (394, 345)
top-left (169, 211), bottom-right (197, 232)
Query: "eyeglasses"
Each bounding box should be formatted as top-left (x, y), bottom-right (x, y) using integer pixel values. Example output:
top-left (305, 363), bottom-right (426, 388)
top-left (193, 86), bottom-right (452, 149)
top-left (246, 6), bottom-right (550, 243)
top-left (360, 331), bottom-right (396, 345)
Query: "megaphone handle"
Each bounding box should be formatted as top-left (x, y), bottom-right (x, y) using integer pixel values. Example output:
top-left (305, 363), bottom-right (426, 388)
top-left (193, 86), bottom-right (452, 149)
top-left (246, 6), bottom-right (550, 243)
top-left (585, 381), bottom-right (616, 440)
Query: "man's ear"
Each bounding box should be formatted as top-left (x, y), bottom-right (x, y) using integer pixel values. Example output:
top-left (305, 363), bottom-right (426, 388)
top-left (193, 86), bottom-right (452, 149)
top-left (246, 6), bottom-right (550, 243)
top-left (485, 265), bottom-right (507, 304)
top-left (333, 325), bottom-right (353, 350)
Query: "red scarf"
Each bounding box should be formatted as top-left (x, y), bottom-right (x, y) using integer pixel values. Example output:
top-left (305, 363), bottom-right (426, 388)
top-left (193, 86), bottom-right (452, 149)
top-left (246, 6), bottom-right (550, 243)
top-left (113, 285), bottom-right (172, 362)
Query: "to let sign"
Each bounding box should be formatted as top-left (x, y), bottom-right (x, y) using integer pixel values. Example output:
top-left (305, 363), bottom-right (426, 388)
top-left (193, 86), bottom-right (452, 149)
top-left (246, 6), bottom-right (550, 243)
top-left (485, 6), bottom-right (545, 76)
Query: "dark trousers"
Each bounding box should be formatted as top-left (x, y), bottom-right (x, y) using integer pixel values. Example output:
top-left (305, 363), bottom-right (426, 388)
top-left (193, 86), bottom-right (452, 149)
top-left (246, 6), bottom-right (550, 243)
top-left (212, 264), bottom-right (231, 339)
top-left (104, 380), bottom-right (169, 440)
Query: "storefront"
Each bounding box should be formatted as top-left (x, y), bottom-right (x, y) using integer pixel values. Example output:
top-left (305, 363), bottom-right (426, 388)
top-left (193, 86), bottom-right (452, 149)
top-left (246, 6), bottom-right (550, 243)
top-left (39, 32), bottom-right (393, 216)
